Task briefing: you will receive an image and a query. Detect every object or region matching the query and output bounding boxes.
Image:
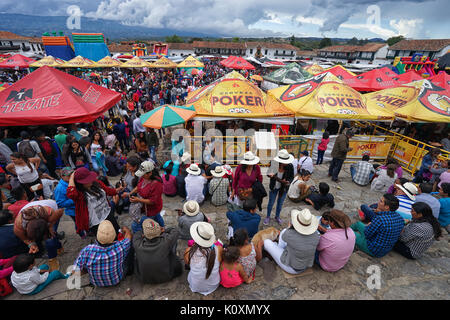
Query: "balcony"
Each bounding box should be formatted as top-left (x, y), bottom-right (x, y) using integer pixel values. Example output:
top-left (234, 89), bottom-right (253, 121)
top-left (0, 45), bottom-right (20, 51)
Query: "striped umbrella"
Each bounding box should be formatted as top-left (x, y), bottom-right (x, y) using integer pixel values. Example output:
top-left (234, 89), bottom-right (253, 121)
top-left (140, 104), bottom-right (197, 129)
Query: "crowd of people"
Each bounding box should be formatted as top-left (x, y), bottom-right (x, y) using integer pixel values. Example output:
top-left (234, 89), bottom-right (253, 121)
top-left (0, 61), bottom-right (449, 298)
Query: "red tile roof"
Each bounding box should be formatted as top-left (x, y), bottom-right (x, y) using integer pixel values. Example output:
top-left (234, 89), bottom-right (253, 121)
top-left (0, 31), bottom-right (42, 43)
top-left (192, 41), bottom-right (246, 49)
top-left (108, 43), bottom-right (133, 53)
top-left (357, 43), bottom-right (387, 52)
top-left (167, 43), bottom-right (194, 50)
top-left (388, 39), bottom-right (450, 52)
top-left (246, 41), bottom-right (298, 50)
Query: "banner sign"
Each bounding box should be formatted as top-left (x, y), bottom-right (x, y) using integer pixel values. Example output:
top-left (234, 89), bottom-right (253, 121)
top-left (347, 140), bottom-right (392, 159)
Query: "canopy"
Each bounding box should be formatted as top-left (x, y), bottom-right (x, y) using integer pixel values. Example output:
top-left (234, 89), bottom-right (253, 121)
top-left (120, 57), bottom-right (152, 68)
top-left (303, 64), bottom-right (325, 75)
top-left (263, 62), bottom-right (312, 84)
top-left (95, 56), bottom-right (123, 68)
top-left (268, 72), bottom-right (394, 120)
top-left (0, 65), bottom-right (121, 126)
top-left (30, 56), bottom-right (66, 68)
top-left (0, 83), bottom-right (11, 92)
top-left (317, 65), bottom-right (356, 81)
top-left (220, 56), bottom-right (255, 70)
top-left (364, 72), bottom-right (450, 122)
top-left (250, 74), bottom-right (263, 81)
top-left (436, 52), bottom-right (450, 71)
top-left (149, 57), bottom-right (178, 69)
top-left (391, 70), bottom-right (423, 85)
top-left (177, 56), bottom-right (204, 68)
top-left (345, 67), bottom-right (399, 92)
top-left (60, 55), bottom-right (98, 68)
top-left (140, 105), bottom-right (196, 129)
top-left (186, 71), bottom-right (294, 118)
top-left (0, 54), bottom-right (36, 69)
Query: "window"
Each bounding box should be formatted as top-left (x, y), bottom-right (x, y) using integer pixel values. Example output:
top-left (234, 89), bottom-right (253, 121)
top-left (283, 50), bottom-right (285, 54)
top-left (291, 51), bottom-right (293, 55)
top-left (250, 49), bottom-right (253, 54)
top-left (265, 49), bottom-right (268, 55)
top-left (275, 50), bottom-right (278, 55)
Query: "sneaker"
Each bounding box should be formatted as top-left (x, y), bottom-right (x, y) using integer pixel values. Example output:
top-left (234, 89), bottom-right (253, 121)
top-left (275, 217), bottom-right (283, 225)
top-left (263, 217), bottom-right (270, 225)
top-left (358, 210), bottom-right (365, 221)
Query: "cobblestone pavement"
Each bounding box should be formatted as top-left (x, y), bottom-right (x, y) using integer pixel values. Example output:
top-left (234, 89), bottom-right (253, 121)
top-left (5, 161), bottom-right (450, 300)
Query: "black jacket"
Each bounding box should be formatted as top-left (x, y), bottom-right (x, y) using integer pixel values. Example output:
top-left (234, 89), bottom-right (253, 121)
top-left (269, 163), bottom-right (294, 194)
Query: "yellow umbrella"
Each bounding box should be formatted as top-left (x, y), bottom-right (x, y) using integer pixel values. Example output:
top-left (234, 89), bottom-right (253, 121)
top-left (364, 72), bottom-right (450, 122)
top-left (268, 72), bottom-right (394, 120)
top-left (60, 55), bottom-right (98, 68)
top-left (120, 57), bottom-right (152, 68)
top-left (30, 56), bottom-right (66, 68)
top-left (186, 71), bottom-right (294, 118)
top-left (96, 56), bottom-right (123, 68)
top-left (177, 56), bottom-right (204, 68)
top-left (304, 64), bottom-right (325, 75)
top-left (149, 57), bottom-right (178, 68)
top-left (250, 74), bottom-right (263, 81)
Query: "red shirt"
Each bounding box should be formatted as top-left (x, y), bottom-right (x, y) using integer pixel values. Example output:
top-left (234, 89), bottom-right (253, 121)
top-left (137, 178), bottom-right (163, 217)
top-left (8, 200), bottom-right (30, 220)
top-left (40, 140), bottom-right (53, 155)
top-left (318, 138), bottom-right (330, 151)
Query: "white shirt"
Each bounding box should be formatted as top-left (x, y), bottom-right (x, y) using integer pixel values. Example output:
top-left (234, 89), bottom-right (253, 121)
top-left (85, 189), bottom-right (111, 228)
top-left (185, 174), bottom-right (207, 203)
top-left (188, 246), bottom-right (220, 295)
top-left (11, 267), bottom-right (48, 294)
top-left (288, 176), bottom-right (306, 199)
top-left (133, 117), bottom-right (146, 133)
top-left (298, 156), bottom-right (314, 174)
top-left (291, 158), bottom-right (299, 176)
top-left (16, 140), bottom-right (41, 155)
top-left (15, 163), bottom-right (39, 184)
top-left (20, 199), bottom-right (58, 214)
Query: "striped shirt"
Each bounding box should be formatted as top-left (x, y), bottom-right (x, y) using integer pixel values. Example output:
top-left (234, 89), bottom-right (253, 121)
top-left (74, 238), bottom-right (131, 287)
top-left (364, 211), bottom-right (404, 257)
top-left (399, 221), bottom-right (435, 259)
top-left (396, 195), bottom-right (414, 220)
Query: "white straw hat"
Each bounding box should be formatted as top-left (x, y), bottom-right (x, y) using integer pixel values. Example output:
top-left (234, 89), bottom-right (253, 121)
top-left (96, 220), bottom-right (116, 245)
top-left (211, 166), bottom-right (226, 178)
top-left (395, 182), bottom-right (418, 201)
top-left (240, 151), bottom-right (260, 165)
top-left (78, 129), bottom-right (89, 137)
top-left (291, 208), bottom-right (319, 235)
top-left (274, 149), bottom-right (294, 164)
top-left (186, 163), bottom-right (201, 176)
top-left (183, 200), bottom-right (200, 217)
top-left (190, 222), bottom-right (216, 248)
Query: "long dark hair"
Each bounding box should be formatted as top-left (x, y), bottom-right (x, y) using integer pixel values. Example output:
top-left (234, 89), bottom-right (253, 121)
top-left (164, 162), bottom-right (174, 181)
top-left (185, 243), bottom-right (216, 279)
top-left (148, 168), bottom-right (163, 183)
top-left (412, 202), bottom-right (442, 239)
top-left (229, 228), bottom-right (248, 247)
top-left (11, 152), bottom-right (34, 172)
top-left (92, 131), bottom-right (105, 149)
top-left (75, 180), bottom-right (104, 199)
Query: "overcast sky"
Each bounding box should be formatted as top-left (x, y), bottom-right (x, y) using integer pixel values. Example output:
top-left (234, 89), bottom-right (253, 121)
top-left (1, 0), bottom-right (449, 39)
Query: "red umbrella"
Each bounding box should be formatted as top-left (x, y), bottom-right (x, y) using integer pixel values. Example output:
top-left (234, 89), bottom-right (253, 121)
top-left (391, 70), bottom-right (423, 85)
top-left (0, 54), bottom-right (36, 69)
top-left (220, 56), bottom-right (255, 70)
top-left (345, 67), bottom-right (399, 91)
top-left (0, 66), bottom-right (121, 126)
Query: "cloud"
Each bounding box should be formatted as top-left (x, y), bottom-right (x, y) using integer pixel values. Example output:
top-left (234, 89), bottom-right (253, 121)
top-left (389, 19), bottom-right (424, 38)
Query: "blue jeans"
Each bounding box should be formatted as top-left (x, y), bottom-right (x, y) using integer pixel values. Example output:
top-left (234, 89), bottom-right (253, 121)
top-left (131, 213), bottom-right (165, 233)
top-left (316, 150), bottom-right (325, 165)
top-left (45, 221), bottom-right (62, 259)
top-left (149, 146), bottom-right (157, 163)
top-left (28, 264), bottom-right (67, 295)
top-left (314, 250), bottom-right (321, 268)
top-left (328, 158), bottom-right (344, 181)
top-left (350, 167), bottom-right (374, 185)
top-left (266, 189), bottom-right (287, 219)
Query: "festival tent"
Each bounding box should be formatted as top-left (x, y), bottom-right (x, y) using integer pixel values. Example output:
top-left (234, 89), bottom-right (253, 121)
top-left (0, 83), bottom-right (11, 92)
top-left (95, 56), bottom-right (123, 68)
top-left (185, 71), bottom-right (294, 123)
top-left (117, 57), bottom-right (151, 68)
top-left (345, 67), bottom-right (399, 92)
top-left (259, 57), bottom-right (286, 68)
top-left (364, 72), bottom-right (450, 123)
top-left (60, 56), bottom-right (98, 68)
top-left (42, 34), bottom-right (75, 61)
top-left (317, 65), bottom-right (356, 82)
top-left (149, 57), bottom-right (178, 69)
top-left (140, 105), bottom-right (197, 129)
top-left (0, 66), bottom-right (121, 126)
top-left (267, 72), bottom-right (394, 121)
top-left (72, 33), bottom-right (111, 62)
top-left (220, 56), bottom-right (255, 70)
top-left (177, 56), bottom-right (204, 69)
top-left (0, 54), bottom-right (36, 69)
top-left (391, 70), bottom-right (423, 85)
top-left (30, 56), bottom-right (66, 68)
top-left (263, 63), bottom-right (312, 85)
top-left (303, 64), bottom-right (325, 75)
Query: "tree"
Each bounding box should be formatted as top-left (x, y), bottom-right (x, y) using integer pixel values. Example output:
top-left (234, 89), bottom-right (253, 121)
top-left (318, 37), bottom-right (332, 49)
top-left (290, 35), bottom-right (296, 45)
top-left (387, 35), bottom-right (405, 46)
top-left (189, 37), bottom-right (203, 43)
top-left (165, 34), bottom-right (184, 43)
top-left (232, 37), bottom-right (240, 43)
top-left (347, 37), bottom-right (358, 45)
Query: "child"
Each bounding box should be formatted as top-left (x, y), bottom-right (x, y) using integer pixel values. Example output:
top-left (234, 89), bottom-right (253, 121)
top-left (306, 182), bottom-right (335, 210)
top-left (11, 253), bottom-right (67, 295)
top-left (317, 211), bottom-right (332, 234)
top-left (287, 169), bottom-right (312, 203)
top-left (316, 131), bottom-right (330, 165)
top-left (162, 162), bottom-right (177, 197)
top-left (230, 228), bottom-right (262, 280)
top-left (219, 246), bottom-right (253, 288)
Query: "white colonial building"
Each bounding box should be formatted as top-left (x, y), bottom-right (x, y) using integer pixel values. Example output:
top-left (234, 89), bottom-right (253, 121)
top-left (0, 31), bottom-right (44, 58)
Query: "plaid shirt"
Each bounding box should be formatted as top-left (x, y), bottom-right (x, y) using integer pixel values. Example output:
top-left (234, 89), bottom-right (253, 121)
top-left (351, 161), bottom-right (375, 186)
top-left (364, 211), bottom-right (404, 257)
top-left (74, 238), bottom-right (131, 287)
top-left (399, 221), bottom-right (434, 259)
top-left (209, 177), bottom-right (230, 206)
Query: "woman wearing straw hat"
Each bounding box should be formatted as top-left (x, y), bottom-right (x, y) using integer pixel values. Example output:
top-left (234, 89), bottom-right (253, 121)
top-left (231, 151), bottom-right (262, 207)
top-left (263, 209), bottom-right (320, 274)
top-left (315, 209), bottom-right (355, 272)
top-left (184, 222), bottom-right (223, 295)
top-left (265, 150), bottom-right (295, 225)
top-left (209, 166), bottom-right (230, 206)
